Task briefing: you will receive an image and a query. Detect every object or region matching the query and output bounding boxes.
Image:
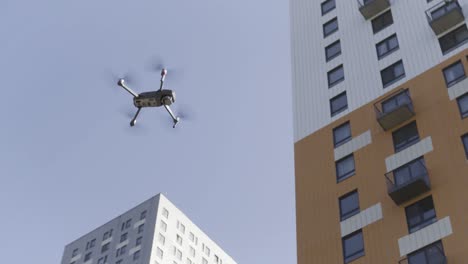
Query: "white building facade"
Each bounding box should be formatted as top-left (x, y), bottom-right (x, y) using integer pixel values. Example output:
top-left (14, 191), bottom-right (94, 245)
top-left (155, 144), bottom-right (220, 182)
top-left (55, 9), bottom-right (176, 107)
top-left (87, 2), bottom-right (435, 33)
top-left (61, 194), bottom-right (236, 264)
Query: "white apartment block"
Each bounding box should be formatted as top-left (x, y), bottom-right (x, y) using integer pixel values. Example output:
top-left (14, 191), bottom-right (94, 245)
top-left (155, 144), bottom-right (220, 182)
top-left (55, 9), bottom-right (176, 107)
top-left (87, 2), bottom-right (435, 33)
top-left (60, 194), bottom-right (236, 264)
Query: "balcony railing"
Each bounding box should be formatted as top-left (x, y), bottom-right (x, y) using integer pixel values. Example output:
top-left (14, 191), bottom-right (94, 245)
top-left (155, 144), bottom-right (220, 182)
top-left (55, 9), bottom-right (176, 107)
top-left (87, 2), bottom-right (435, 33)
top-left (385, 158), bottom-right (431, 205)
top-left (398, 244), bottom-right (447, 264)
top-left (426, 0), bottom-right (464, 35)
top-left (358, 0), bottom-right (391, 20)
top-left (374, 88), bottom-right (415, 131)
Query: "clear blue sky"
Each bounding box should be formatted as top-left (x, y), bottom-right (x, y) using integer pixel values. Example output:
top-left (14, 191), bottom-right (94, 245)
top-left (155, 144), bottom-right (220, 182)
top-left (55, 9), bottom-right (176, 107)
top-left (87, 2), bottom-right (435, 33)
top-left (0, 1), bottom-right (295, 263)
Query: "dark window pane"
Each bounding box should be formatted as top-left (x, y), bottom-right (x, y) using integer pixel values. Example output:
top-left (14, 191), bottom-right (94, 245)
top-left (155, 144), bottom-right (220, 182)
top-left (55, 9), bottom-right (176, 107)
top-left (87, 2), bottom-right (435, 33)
top-left (439, 25), bottom-right (468, 54)
top-left (381, 60), bottom-right (405, 87)
top-left (323, 18), bottom-right (338, 37)
top-left (392, 122), bottom-right (420, 152)
top-left (408, 241), bottom-right (445, 264)
top-left (376, 34), bottom-right (399, 59)
top-left (321, 0), bottom-right (336, 15)
top-left (326, 40), bottom-right (341, 61)
top-left (328, 65), bottom-right (344, 87)
top-left (462, 134), bottom-right (468, 158)
top-left (333, 122), bottom-right (351, 147)
top-left (443, 61), bottom-right (466, 87)
top-left (405, 196), bottom-right (437, 233)
top-left (382, 90), bottom-right (410, 114)
top-left (339, 190), bottom-right (360, 220)
top-left (336, 154), bottom-right (355, 181)
top-left (330, 92), bottom-right (348, 117)
top-left (343, 231), bottom-right (365, 263)
top-left (457, 93), bottom-right (468, 118)
top-left (372, 10), bottom-right (393, 34)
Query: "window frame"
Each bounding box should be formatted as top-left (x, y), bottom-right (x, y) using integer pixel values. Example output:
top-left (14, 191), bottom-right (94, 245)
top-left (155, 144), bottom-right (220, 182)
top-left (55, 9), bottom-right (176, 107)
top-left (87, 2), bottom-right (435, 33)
top-left (323, 17), bottom-right (339, 38)
top-left (461, 133), bottom-right (468, 159)
top-left (457, 93), bottom-right (468, 119)
top-left (392, 121), bottom-right (420, 153)
top-left (336, 154), bottom-right (355, 182)
top-left (342, 230), bottom-right (365, 263)
top-left (330, 91), bottom-right (348, 117)
top-left (325, 39), bottom-right (341, 62)
top-left (439, 24), bottom-right (468, 54)
top-left (405, 196), bottom-right (437, 233)
top-left (376, 34), bottom-right (399, 59)
top-left (339, 190), bottom-right (360, 221)
top-left (381, 60), bottom-right (405, 88)
top-left (408, 241), bottom-right (445, 264)
top-left (443, 60), bottom-right (466, 87)
top-left (328, 64), bottom-right (345, 87)
top-left (333, 121), bottom-right (352, 147)
top-left (321, 0), bottom-right (336, 16)
top-left (371, 10), bottom-right (393, 34)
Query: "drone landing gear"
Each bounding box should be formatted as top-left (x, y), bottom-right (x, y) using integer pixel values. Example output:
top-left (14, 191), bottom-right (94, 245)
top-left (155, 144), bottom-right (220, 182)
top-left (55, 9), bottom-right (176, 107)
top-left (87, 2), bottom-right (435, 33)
top-left (163, 104), bottom-right (180, 128)
top-left (130, 107), bottom-right (142, 127)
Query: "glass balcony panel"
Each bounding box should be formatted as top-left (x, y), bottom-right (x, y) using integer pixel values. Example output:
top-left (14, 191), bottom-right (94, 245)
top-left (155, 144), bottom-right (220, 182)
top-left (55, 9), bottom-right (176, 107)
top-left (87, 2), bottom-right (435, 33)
top-left (358, 0), bottom-right (390, 20)
top-left (426, 1), bottom-right (464, 35)
top-left (375, 89), bottom-right (415, 131)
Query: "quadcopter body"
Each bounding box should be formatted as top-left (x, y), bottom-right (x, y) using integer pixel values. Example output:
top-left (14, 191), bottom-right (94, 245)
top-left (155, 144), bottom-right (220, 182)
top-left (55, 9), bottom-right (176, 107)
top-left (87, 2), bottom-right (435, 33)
top-left (117, 69), bottom-right (180, 128)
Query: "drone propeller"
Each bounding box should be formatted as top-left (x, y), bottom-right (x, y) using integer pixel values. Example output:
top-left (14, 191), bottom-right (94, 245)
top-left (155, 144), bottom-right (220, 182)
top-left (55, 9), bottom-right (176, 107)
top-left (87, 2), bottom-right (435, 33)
top-left (146, 56), bottom-right (183, 82)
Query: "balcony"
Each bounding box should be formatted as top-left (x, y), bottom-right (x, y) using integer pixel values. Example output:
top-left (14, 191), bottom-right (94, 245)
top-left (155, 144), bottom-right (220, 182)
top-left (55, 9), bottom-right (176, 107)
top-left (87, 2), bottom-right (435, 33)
top-left (375, 89), bottom-right (415, 131)
top-left (385, 158), bottom-right (431, 205)
top-left (398, 241), bottom-right (447, 264)
top-left (426, 0), bottom-right (465, 35)
top-left (358, 0), bottom-right (390, 20)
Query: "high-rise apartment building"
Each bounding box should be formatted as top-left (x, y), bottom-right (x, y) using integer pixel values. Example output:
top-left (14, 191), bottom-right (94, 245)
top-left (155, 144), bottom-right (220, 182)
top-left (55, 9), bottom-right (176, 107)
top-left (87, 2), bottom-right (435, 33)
top-left (60, 194), bottom-right (236, 264)
top-left (291, 0), bottom-right (468, 263)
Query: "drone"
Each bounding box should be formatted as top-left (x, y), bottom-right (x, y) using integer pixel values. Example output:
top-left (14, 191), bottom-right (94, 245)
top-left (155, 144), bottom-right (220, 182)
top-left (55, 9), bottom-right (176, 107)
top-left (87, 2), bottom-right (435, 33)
top-left (117, 68), bottom-right (180, 128)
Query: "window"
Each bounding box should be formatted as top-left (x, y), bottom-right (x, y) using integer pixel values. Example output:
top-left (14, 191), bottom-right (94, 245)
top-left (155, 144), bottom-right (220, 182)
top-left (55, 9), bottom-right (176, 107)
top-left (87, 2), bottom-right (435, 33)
top-left (439, 25), bottom-right (468, 54)
top-left (431, 1), bottom-right (459, 20)
top-left (325, 40), bottom-right (341, 61)
top-left (405, 196), bottom-right (437, 233)
top-left (133, 250), bottom-right (141, 261)
top-left (408, 241), bottom-right (445, 264)
top-left (333, 121), bottom-right (351, 147)
top-left (138, 224), bottom-right (144, 234)
top-left (372, 10), bottom-right (393, 34)
top-left (393, 157), bottom-right (426, 188)
top-left (461, 133), bottom-right (468, 158)
top-left (177, 221), bottom-right (186, 234)
top-left (190, 246), bottom-right (196, 257)
top-left (443, 60), bottom-right (465, 87)
top-left (156, 247), bottom-right (164, 259)
top-left (72, 249), bottom-right (79, 258)
top-left (120, 233), bottom-right (128, 243)
top-left (86, 239), bottom-right (96, 250)
top-left (321, 0), bottom-right (335, 15)
top-left (214, 255), bottom-right (220, 264)
top-left (177, 234), bottom-right (183, 245)
top-left (339, 190), bottom-right (360, 221)
top-left (103, 229), bottom-right (113, 240)
top-left (136, 236), bottom-right (143, 246)
top-left (457, 93), bottom-right (468, 118)
top-left (323, 17), bottom-right (338, 37)
top-left (116, 245), bottom-right (127, 257)
top-left (202, 244), bottom-right (210, 256)
top-left (101, 242), bottom-right (110, 253)
top-left (330, 92), bottom-right (348, 117)
top-left (376, 34), bottom-right (399, 59)
top-left (140, 210), bottom-right (147, 220)
top-left (126, 219), bottom-right (132, 228)
top-left (162, 208), bottom-right (169, 218)
top-left (176, 249), bottom-right (183, 260)
top-left (342, 230), bottom-right (365, 263)
top-left (336, 154), bottom-right (355, 182)
top-left (381, 60), bottom-right (405, 87)
top-left (189, 232), bottom-right (195, 242)
top-left (202, 258), bottom-right (208, 264)
top-left (160, 220), bottom-right (167, 232)
top-left (116, 260), bottom-right (122, 264)
top-left (187, 258), bottom-right (193, 264)
top-left (97, 256), bottom-right (108, 264)
top-left (158, 233), bottom-right (166, 245)
top-left (392, 122), bottom-right (419, 152)
top-left (328, 65), bottom-right (344, 87)
top-left (84, 252), bottom-right (92, 262)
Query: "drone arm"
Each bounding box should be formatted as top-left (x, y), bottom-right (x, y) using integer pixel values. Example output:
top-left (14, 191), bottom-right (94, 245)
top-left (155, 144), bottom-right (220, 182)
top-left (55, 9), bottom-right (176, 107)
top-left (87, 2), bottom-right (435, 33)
top-left (163, 105), bottom-right (180, 128)
top-left (159, 69), bottom-right (167, 91)
top-left (118, 79), bottom-right (139, 98)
